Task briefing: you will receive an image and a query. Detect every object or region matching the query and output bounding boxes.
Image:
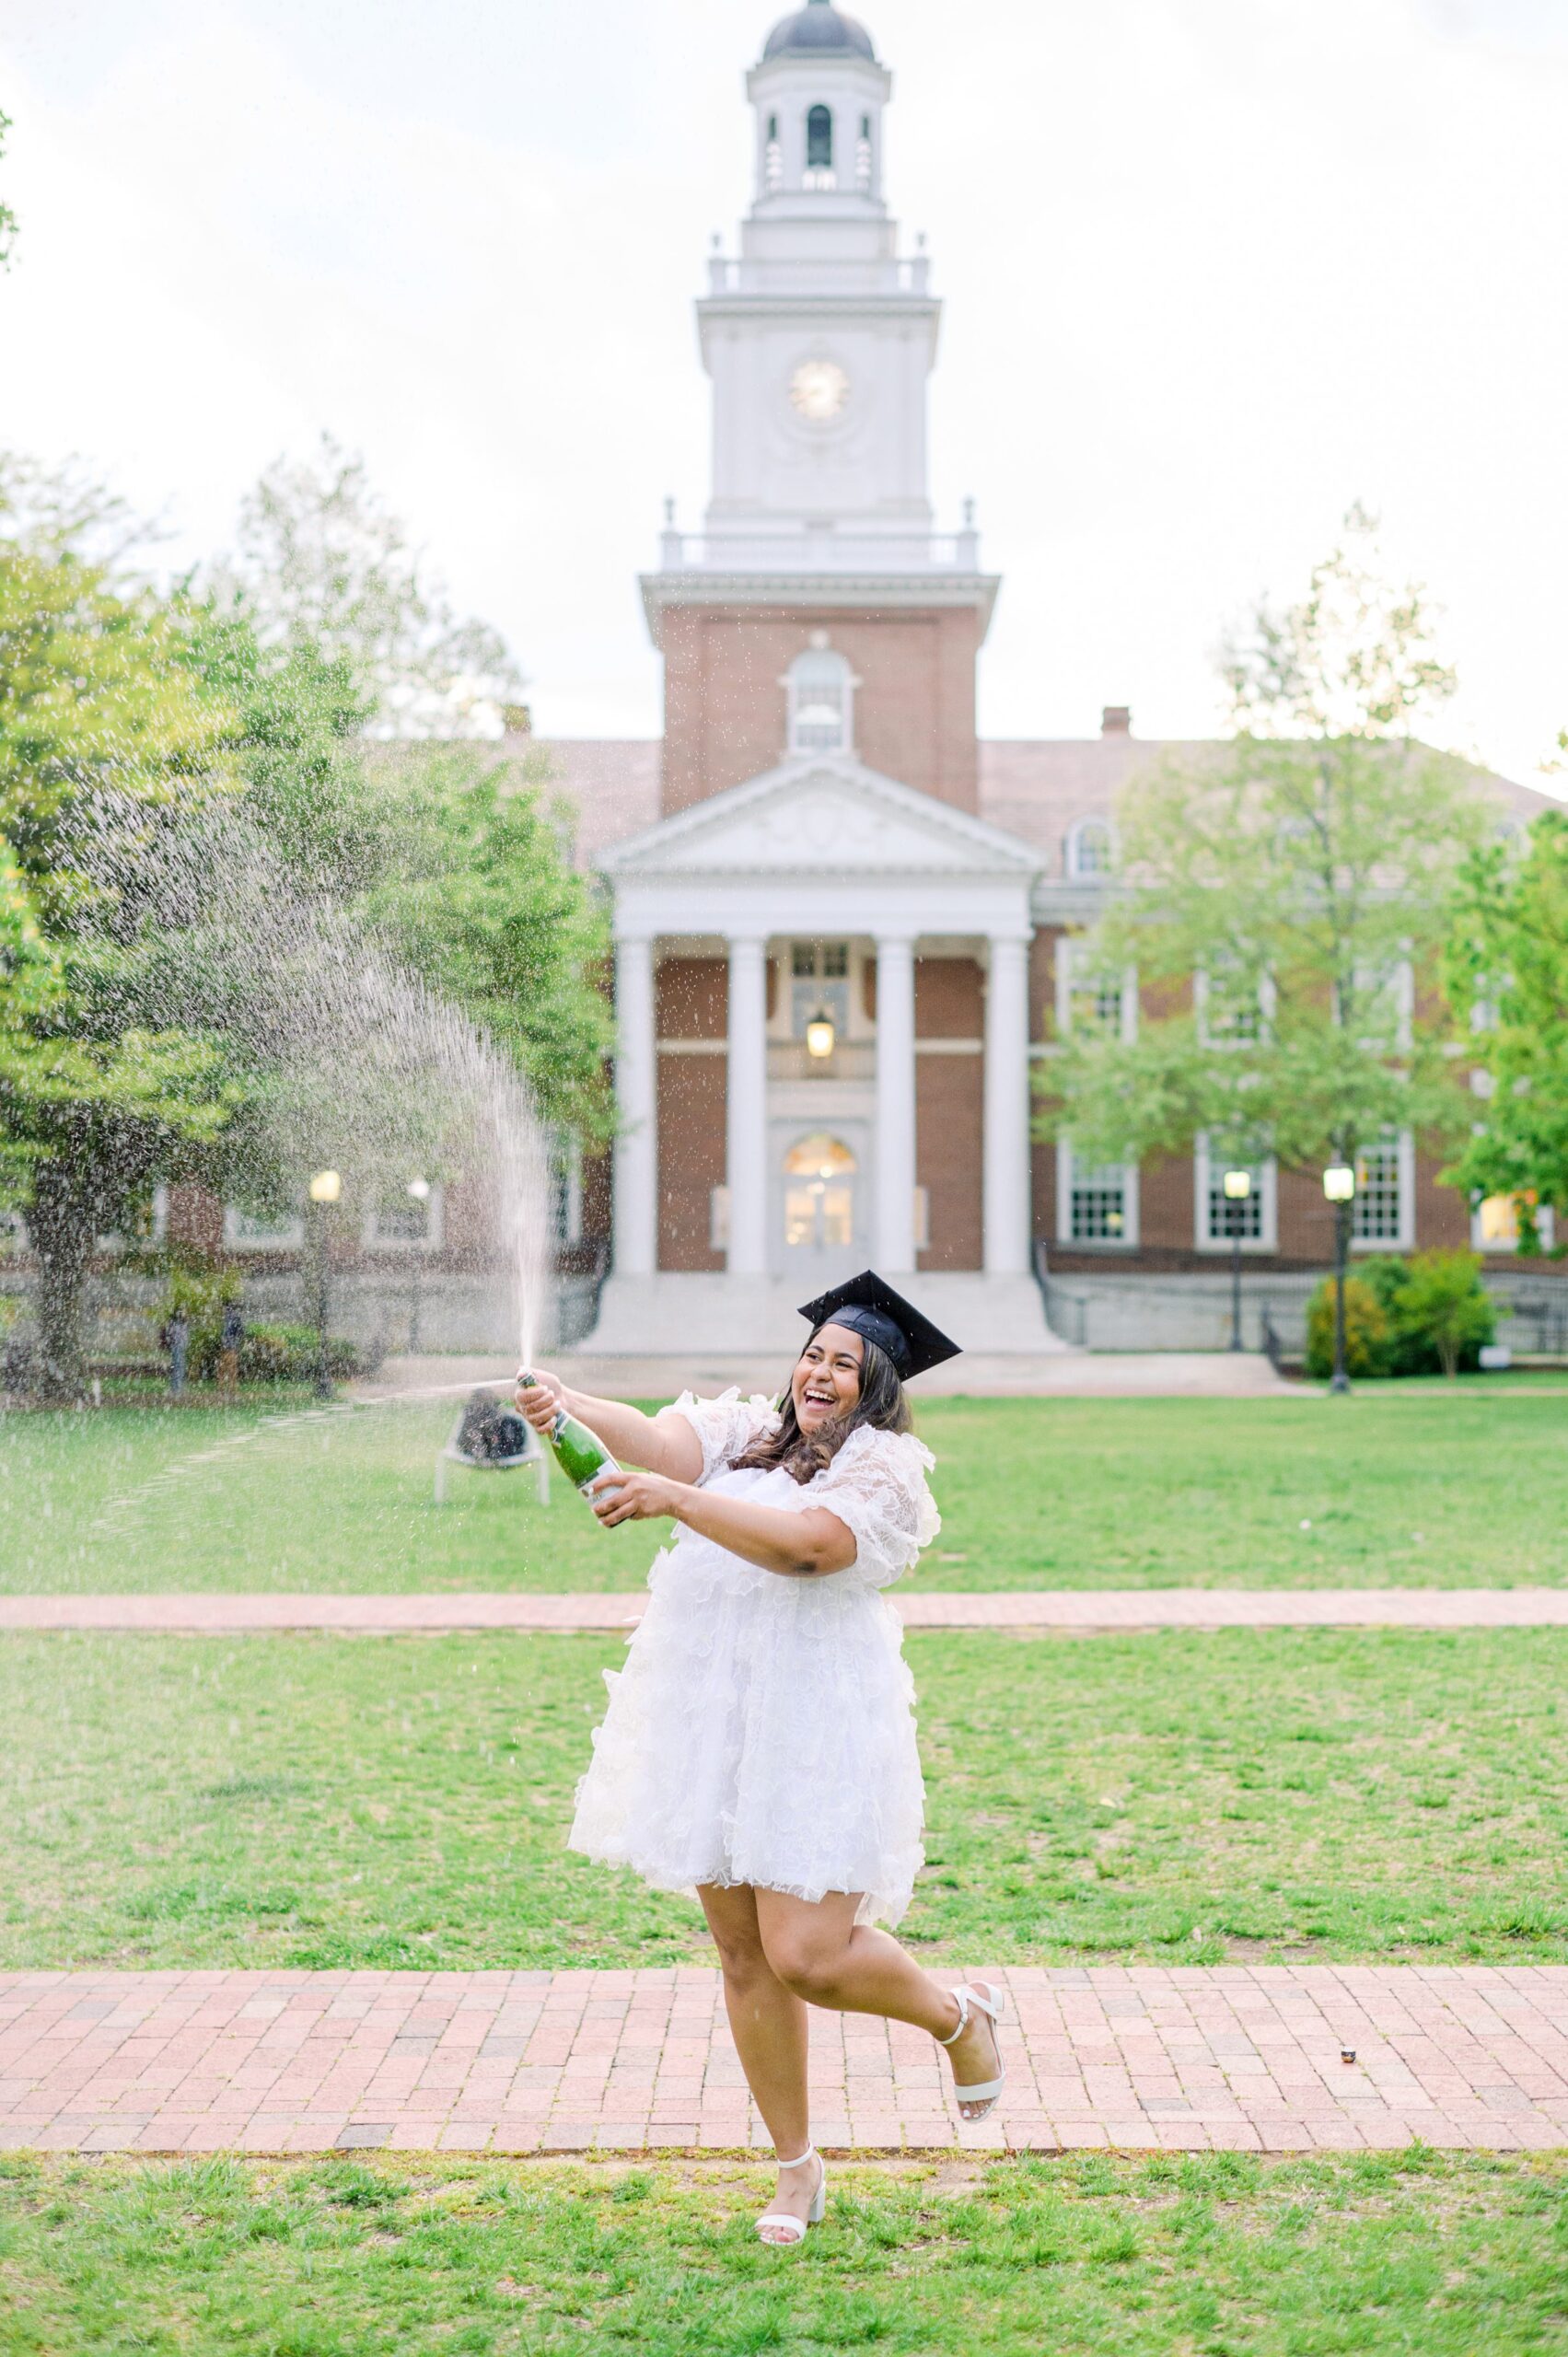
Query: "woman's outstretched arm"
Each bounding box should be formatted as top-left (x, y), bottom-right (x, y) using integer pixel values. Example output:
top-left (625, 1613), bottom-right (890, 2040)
top-left (513, 1369), bottom-right (704, 1482)
top-left (584, 1467), bottom-right (856, 1579)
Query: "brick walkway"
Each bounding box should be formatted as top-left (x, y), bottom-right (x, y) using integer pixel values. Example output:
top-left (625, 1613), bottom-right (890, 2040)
top-left (4, 1590), bottom-right (1568, 1634)
top-left (3, 1968), bottom-right (1564, 2156)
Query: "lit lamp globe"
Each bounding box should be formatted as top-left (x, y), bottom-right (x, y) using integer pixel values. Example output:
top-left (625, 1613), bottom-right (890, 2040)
top-left (407, 1178), bottom-right (432, 1204)
top-left (1323, 1165), bottom-right (1356, 1204)
top-left (805, 1010), bottom-right (836, 1061)
top-left (308, 1169), bottom-right (343, 1205)
top-left (1223, 1169), bottom-right (1252, 1204)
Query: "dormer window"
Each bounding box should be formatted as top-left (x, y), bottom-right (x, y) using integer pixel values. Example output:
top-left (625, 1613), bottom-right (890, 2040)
top-left (1067, 818), bottom-right (1113, 878)
top-left (786, 641), bottom-right (854, 754)
top-left (804, 103), bottom-right (836, 187)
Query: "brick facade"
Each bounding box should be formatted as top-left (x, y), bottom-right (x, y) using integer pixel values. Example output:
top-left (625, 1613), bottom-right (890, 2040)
top-left (660, 606), bottom-right (983, 815)
top-left (655, 958), bottom-right (728, 1273)
top-left (915, 958), bottom-right (984, 1271)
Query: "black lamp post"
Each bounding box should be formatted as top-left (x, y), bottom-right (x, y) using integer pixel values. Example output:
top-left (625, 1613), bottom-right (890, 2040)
top-left (308, 1169), bottom-right (342, 1400)
top-left (1222, 1167), bottom-right (1252, 1352)
top-left (1322, 1159), bottom-right (1357, 1396)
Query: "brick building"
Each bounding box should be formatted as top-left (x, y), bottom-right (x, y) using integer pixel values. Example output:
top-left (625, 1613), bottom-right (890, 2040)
top-left (541, 0), bottom-right (1551, 1354)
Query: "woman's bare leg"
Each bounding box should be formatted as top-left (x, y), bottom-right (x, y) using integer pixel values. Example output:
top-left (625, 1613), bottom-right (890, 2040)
top-left (755, 1887), bottom-right (1002, 2122)
top-left (697, 1885), bottom-right (818, 2240)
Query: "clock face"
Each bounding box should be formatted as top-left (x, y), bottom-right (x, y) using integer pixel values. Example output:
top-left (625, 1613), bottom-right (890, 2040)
top-left (790, 359), bottom-right (850, 423)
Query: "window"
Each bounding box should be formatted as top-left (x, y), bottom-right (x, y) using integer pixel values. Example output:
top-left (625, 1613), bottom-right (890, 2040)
top-left (1352, 1133), bottom-right (1413, 1248)
top-left (1058, 1143), bottom-right (1138, 1248)
top-left (855, 113), bottom-right (873, 191)
top-left (764, 112), bottom-right (783, 191)
top-left (1197, 958), bottom-right (1271, 1048)
top-left (1472, 1193), bottom-right (1555, 1253)
top-left (225, 1203), bottom-right (306, 1251)
top-left (1055, 936), bottom-right (1133, 1041)
top-left (805, 104), bottom-right (834, 184)
top-left (790, 941), bottom-right (851, 1041)
top-left (1194, 1137), bottom-right (1276, 1250)
top-left (1066, 819), bottom-right (1113, 878)
top-left (364, 1184), bottom-right (446, 1253)
top-left (786, 643), bottom-right (854, 754)
top-left (1339, 958), bottom-right (1412, 1052)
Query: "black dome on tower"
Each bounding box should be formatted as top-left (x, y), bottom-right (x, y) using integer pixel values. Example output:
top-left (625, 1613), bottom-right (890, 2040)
top-left (762, 0), bottom-right (877, 63)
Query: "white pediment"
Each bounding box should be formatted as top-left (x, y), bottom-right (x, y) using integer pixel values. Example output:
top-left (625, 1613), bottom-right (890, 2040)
top-left (598, 756), bottom-right (1042, 881)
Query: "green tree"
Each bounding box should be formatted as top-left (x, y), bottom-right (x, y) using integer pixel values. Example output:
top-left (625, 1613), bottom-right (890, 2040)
top-left (1040, 512), bottom-right (1485, 1194)
top-left (214, 443), bottom-right (611, 1142)
top-left (0, 109), bottom-right (17, 269)
top-left (0, 489), bottom-right (246, 1396)
top-left (356, 749), bottom-right (613, 1144)
top-left (1443, 807), bottom-right (1568, 1254)
top-left (214, 434), bottom-right (522, 738)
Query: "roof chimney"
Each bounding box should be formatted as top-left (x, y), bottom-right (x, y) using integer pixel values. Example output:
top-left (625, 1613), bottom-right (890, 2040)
top-left (1101, 705), bottom-right (1132, 737)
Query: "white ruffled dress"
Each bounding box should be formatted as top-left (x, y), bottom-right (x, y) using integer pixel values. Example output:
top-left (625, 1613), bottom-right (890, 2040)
top-left (567, 1389), bottom-right (939, 1928)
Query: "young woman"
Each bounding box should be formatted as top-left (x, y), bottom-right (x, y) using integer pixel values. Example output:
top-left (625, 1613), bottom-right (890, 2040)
top-left (516, 1271), bottom-right (1005, 2247)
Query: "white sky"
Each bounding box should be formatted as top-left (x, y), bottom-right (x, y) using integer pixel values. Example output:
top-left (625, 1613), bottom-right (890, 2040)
top-left (2, 0), bottom-right (1565, 792)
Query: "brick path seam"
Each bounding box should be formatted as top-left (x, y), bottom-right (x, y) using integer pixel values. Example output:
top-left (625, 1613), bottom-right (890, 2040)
top-left (2, 1968), bottom-right (1564, 2156)
top-left (3, 1591), bottom-right (1568, 1633)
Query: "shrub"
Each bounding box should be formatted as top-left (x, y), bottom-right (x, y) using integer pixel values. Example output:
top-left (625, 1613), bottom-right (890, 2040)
top-left (1308, 1251), bottom-right (1496, 1379)
top-left (189, 1320), bottom-right (361, 1384)
top-left (1397, 1249), bottom-right (1495, 1379)
top-left (1306, 1275), bottom-right (1391, 1379)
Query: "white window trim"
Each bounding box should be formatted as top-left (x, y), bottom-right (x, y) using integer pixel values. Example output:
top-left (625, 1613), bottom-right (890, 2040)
top-left (1471, 1196), bottom-right (1556, 1254)
top-left (782, 644), bottom-right (858, 758)
top-left (1065, 817), bottom-right (1114, 880)
top-left (225, 1203), bottom-right (306, 1252)
top-left (1056, 1138), bottom-right (1141, 1250)
top-left (709, 1185), bottom-right (731, 1252)
top-left (362, 1183), bottom-right (446, 1254)
top-left (1054, 936), bottom-right (1137, 1044)
top-left (1350, 1130), bottom-right (1416, 1252)
top-left (1195, 965), bottom-right (1275, 1051)
top-left (1340, 957), bottom-right (1414, 1052)
top-left (1192, 1135), bottom-right (1278, 1253)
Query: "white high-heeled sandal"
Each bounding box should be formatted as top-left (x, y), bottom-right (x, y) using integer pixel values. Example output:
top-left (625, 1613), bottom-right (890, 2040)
top-left (938, 1981), bottom-right (1008, 2119)
top-left (754, 2144), bottom-right (827, 2246)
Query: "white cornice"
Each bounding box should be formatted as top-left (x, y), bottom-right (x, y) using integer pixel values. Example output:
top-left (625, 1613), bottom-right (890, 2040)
top-left (641, 570), bottom-right (1002, 644)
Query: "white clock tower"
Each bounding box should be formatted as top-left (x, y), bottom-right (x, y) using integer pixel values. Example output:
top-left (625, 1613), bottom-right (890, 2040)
top-left (642, 0), bottom-right (1000, 820)
top-left (669, 0), bottom-right (969, 569)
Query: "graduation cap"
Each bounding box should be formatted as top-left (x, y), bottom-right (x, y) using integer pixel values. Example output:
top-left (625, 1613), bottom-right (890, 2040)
top-left (796, 1269), bottom-right (961, 1382)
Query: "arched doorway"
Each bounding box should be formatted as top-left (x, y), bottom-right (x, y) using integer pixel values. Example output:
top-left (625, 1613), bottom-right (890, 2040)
top-left (781, 1132), bottom-right (859, 1282)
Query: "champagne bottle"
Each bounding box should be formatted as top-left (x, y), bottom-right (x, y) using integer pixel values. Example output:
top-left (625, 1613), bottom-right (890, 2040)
top-left (517, 1373), bottom-right (621, 1497)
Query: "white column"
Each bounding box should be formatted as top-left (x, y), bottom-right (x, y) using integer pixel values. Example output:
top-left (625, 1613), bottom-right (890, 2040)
top-left (874, 933), bottom-right (918, 1274)
top-left (611, 933), bottom-right (657, 1277)
top-left (983, 932), bottom-right (1033, 1275)
top-left (726, 935), bottom-right (770, 1275)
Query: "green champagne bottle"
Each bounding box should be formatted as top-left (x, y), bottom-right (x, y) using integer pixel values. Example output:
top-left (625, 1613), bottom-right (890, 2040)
top-left (517, 1374), bottom-right (621, 1498)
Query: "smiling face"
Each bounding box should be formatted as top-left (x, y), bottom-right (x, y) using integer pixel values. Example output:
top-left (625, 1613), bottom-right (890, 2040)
top-left (791, 1322), bottom-right (865, 1433)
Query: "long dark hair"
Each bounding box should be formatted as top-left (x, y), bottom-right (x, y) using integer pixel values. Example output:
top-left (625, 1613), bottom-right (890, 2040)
top-left (732, 1327), bottom-right (912, 1487)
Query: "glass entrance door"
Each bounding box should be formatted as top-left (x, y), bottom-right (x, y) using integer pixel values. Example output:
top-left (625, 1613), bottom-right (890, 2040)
top-left (781, 1132), bottom-right (859, 1281)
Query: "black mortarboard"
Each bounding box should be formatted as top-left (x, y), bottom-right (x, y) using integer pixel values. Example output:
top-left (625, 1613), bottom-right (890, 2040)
top-left (796, 1269), bottom-right (961, 1382)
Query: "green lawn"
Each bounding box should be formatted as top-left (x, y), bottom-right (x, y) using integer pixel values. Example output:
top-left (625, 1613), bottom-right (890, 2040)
top-left (3, 2150), bottom-right (1564, 2356)
top-left (6, 1629), bottom-right (1565, 1971)
top-left (2, 1388), bottom-right (1565, 1594)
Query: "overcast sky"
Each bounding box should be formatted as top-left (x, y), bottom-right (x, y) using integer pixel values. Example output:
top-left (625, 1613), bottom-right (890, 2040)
top-left (3, 0), bottom-right (1565, 792)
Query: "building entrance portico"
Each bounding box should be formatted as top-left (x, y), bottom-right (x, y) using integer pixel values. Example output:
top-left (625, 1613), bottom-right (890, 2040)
top-left (588, 754), bottom-right (1065, 1354)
